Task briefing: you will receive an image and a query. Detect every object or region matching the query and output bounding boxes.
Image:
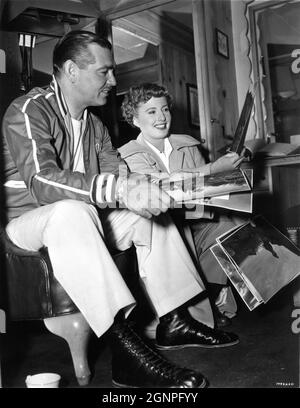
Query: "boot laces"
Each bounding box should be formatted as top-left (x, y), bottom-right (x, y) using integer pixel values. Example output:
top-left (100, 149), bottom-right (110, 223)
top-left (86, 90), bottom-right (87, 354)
top-left (122, 324), bottom-right (188, 381)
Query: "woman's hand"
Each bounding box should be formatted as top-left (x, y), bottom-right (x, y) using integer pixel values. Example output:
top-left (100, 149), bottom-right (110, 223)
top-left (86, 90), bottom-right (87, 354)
top-left (210, 152), bottom-right (244, 174)
top-left (169, 171), bottom-right (195, 182)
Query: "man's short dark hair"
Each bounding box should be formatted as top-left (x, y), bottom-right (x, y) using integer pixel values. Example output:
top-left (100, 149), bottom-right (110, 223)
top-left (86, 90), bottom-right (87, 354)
top-left (53, 30), bottom-right (112, 76)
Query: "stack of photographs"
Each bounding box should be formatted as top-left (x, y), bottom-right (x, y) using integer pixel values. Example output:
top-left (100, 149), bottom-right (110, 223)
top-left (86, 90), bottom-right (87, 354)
top-left (184, 169), bottom-right (253, 213)
top-left (210, 215), bottom-right (300, 310)
top-left (156, 168), bottom-right (251, 208)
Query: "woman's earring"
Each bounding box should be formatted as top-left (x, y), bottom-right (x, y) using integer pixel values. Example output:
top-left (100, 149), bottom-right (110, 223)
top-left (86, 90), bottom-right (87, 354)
top-left (133, 117), bottom-right (139, 128)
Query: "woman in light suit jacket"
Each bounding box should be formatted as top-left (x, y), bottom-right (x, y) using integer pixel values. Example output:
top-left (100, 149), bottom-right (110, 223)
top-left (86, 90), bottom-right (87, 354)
top-left (119, 83), bottom-right (245, 328)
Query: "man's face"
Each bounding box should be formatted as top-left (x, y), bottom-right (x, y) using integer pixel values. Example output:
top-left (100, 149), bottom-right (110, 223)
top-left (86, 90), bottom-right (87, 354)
top-left (133, 96), bottom-right (171, 142)
top-left (75, 43), bottom-right (116, 107)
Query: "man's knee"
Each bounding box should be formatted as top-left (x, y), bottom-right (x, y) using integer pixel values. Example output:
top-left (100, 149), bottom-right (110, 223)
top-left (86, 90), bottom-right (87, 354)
top-left (50, 199), bottom-right (94, 214)
top-left (48, 199), bottom-right (99, 227)
top-left (52, 199), bottom-right (93, 212)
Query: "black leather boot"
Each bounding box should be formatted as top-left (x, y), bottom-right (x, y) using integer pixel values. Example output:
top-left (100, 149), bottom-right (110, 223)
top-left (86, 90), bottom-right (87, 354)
top-left (156, 308), bottom-right (239, 350)
top-left (110, 321), bottom-right (207, 388)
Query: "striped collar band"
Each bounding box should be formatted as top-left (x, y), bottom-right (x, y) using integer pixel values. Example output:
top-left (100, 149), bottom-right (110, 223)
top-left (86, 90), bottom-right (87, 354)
top-left (50, 75), bottom-right (87, 121)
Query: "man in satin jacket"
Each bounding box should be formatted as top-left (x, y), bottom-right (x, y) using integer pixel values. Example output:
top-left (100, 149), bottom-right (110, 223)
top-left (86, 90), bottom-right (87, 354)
top-left (1, 30), bottom-right (238, 388)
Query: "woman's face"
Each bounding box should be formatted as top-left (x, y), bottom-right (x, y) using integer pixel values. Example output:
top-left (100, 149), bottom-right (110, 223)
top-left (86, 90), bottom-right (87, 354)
top-left (133, 96), bottom-right (171, 142)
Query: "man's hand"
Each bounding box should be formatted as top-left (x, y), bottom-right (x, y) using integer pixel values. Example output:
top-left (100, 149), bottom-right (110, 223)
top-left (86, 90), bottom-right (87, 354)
top-left (116, 173), bottom-right (174, 219)
top-left (210, 152), bottom-right (244, 174)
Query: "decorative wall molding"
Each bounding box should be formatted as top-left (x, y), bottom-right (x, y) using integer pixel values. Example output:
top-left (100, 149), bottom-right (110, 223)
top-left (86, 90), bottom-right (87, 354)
top-left (232, 0), bottom-right (300, 141)
top-left (232, 0), bottom-right (257, 140)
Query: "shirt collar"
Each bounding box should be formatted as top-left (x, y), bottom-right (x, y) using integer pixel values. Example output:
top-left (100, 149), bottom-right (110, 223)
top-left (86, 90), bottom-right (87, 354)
top-left (144, 137), bottom-right (173, 157)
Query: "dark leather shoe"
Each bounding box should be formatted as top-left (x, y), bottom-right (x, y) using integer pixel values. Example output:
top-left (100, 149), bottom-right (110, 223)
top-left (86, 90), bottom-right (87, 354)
top-left (214, 309), bottom-right (232, 328)
top-left (110, 321), bottom-right (207, 388)
top-left (156, 309), bottom-right (239, 350)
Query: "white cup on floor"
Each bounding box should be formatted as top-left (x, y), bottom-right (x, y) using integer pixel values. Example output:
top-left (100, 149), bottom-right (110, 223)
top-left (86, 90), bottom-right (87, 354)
top-left (25, 373), bottom-right (61, 388)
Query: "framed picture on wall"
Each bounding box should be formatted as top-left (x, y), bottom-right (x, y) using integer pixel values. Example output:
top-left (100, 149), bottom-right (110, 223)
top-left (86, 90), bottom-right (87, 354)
top-left (216, 28), bottom-right (229, 59)
top-left (186, 83), bottom-right (200, 128)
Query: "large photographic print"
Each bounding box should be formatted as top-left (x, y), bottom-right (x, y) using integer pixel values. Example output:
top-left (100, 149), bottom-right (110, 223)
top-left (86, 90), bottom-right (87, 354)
top-left (219, 216), bottom-right (300, 303)
top-left (210, 244), bottom-right (262, 310)
top-left (159, 169), bottom-right (251, 204)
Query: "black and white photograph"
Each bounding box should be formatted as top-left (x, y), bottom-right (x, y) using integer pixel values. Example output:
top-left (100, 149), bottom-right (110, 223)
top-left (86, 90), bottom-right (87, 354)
top-left (216, 28), bottom-right (229, 59)
top-left (158, 168), bottom-right (251, 203)
top-left (189, 168), bottom-right (254, 213)
top-left (186, 83), bottom-right (200, 128)
top-left (210, 243), bottom-right (263, 311)
top-left (0, 0), bottom-right (299, 397)
top-left (212, 215), bottom-right (300, 306)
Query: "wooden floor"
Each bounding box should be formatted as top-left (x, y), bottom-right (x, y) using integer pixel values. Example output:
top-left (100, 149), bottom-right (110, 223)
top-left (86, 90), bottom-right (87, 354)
top-left (0, 283), bottom-right (299, 392)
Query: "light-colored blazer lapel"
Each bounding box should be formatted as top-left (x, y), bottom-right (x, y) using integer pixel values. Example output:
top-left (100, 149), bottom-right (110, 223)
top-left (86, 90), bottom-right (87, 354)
top-left (169, 147), bottom-right (185, 173)
top-left (136, 134), bottom-right (170, 173)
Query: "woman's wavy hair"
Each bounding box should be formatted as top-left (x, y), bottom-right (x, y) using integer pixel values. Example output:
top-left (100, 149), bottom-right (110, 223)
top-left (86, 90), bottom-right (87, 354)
top-left (121, 83), bottom-right (173, 127)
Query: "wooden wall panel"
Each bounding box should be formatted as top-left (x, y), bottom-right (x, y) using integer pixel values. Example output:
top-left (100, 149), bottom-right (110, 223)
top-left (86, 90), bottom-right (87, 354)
top-left (160, 42), bottom-right (199, 139)
top-left (202, 0), bottom-right (239, 159)
top-left (117, 64), bottom-right (160, 94)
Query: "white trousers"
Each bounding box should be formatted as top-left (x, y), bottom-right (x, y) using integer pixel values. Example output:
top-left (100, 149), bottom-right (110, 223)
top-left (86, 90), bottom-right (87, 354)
top-left (6, 200), bottom-right (205, 337)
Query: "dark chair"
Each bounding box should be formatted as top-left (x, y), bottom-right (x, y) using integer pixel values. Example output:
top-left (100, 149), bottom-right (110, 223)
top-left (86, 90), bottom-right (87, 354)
top-left (0, 228), bottom-right (137, 386)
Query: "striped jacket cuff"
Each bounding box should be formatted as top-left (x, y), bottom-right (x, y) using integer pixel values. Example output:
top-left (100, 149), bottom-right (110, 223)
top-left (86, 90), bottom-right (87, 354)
top-left (91, 174), bottom-right (117, 205)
